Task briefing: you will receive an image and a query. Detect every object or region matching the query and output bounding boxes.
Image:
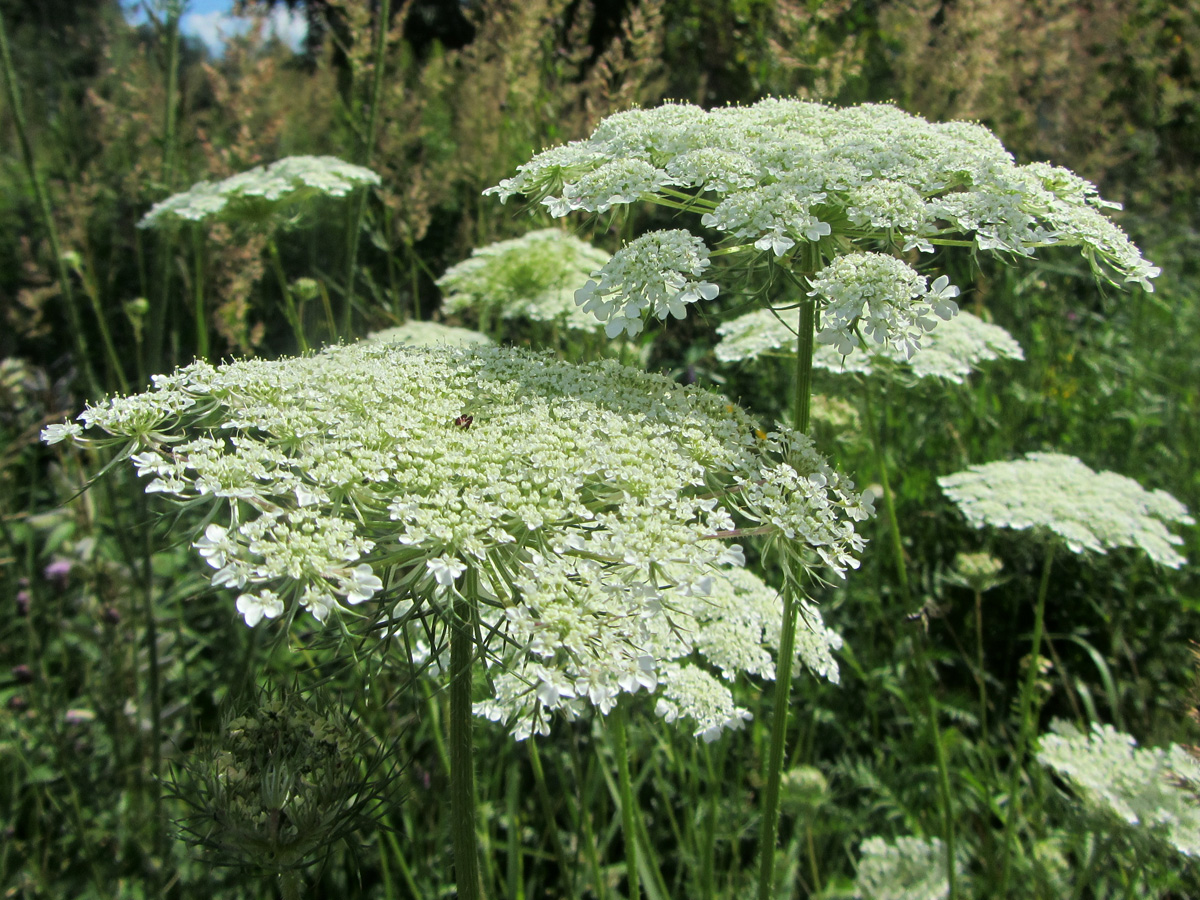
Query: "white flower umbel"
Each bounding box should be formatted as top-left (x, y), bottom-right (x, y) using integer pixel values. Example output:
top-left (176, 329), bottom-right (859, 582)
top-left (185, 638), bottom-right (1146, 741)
top-left (574, 230), bottom-right (719, 338)
top-left (437, 229), bottom-right (612, 331)
top-left (48, 343), bottom-right (867, 739)
top-left (487, 100), bottom-right (1159, 326)
top-left (938, 452), bottom-right (1193, 568)
top-left (717, 306), bottom-right (1023, 384)
top-left (1037, 721), bottom-right (1200, 859)
top-left (367, 320), bottom-right (492, 348)
top-left (138, 155), bottom-right (381, 228)
top-left (853, 835), bottom-right (959, 900)
top-left (809, 253), bottom-right (959, 358)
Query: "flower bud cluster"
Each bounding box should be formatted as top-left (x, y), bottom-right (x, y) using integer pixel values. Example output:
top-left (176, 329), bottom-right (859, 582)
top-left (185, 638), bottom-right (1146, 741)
top-left (139, 155), bottom-right (381, 228)
top-left (938, 452), bottom-right (1193, 567)
top-left (45, 343), bottom-right (868, 739)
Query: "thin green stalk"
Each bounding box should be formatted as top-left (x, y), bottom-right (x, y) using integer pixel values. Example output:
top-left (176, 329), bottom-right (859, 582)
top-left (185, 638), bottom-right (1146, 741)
top-left (450, 575), bottom-right (484, 900)
top-left (975, 589), bottom-right (988, 744)
top-left (861, 384), bottom-right (910, 602)
top-left (928, 693), bottom-right (958, 900)
top-left (148, 0), bottom-right (184, 373)
top-left (699, 745), bottom-right (718, 899)
top-left (341, 0), bottom-right (391, 337)
top-left (527, 738), bottom-right (576, 898)
top-left (267, 237), bottom-right (308, 352)
top-left (191, 224), bottom-right (209, 361)
top-left (758, 256), bottom-right (818, 900)
top-left (998, 540), bottom-right (1055, 895)
top-left (0, 9), bottom-right (98, 395)
top-left (610, 701), bottom-right (639, 900)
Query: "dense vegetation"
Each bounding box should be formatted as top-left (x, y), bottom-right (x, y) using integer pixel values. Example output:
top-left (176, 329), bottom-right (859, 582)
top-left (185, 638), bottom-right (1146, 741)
top-left (2, 1), bottom-right (1198, 898)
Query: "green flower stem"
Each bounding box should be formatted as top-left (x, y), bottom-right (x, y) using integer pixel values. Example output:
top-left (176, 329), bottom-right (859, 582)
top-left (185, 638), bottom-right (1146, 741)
top-left (860, 384), bottom-right (910, 602)
top-left (149, 0), bottom-right (183, 373)
top-left (758, 574), bottom-right (802, 900)
top-left (267, 237), bottom-right (308, 352)
top-left (449, 577), bottom-right (484, 900)
top-left (0, 9), bottom-right (99, 395)
top-left (527, 738), bottom-right (576, 897)
top-left (758, 248), bottom-right (822, 900)
top-left (341, 0), bottom-right (390, 337)
top-left (999, 539), bottom-right (1055, 895)
top-left (610, 700), bottom-right (640, 900)
top-left (928, 692), bottom-right (958, 900)
top-left (191, 224), bottom-right (209, 361)
top-left (975, 589), bottom-right (989, 744)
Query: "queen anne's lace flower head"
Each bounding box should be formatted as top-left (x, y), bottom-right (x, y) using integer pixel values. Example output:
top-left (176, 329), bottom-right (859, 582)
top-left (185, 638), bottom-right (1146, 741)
top-left (367, 320), bottom-right (492, 347)
top-left (487, 98), bottom-right (1159, 296)
top-left (575, 230), bottom-right (719, 338)
top-left (1038, 721), bottom-right (1200, 859)
top-left (716, 307), bottom-right (1023, 384)
top-left (437, 229), bottom-right (612, 331)
top-left (938, 452), bottom-right (1193, 567)
top-left (853, 835), bottom-right (959, 900)
top-left (46, 343), bottom-right (867, 740)
top-left (139, 156), bottom-right (381, 228)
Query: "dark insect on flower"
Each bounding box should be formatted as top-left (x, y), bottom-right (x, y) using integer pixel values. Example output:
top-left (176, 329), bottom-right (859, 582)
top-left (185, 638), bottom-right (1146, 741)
top-left (454, 415), bottom-right (473, 429)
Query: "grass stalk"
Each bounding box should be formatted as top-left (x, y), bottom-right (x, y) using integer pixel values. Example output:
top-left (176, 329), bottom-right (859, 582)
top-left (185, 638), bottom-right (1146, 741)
top-left (998, 539), bottom-right (1055, 895)
top-left (267, 236), bottom-right (309, 352)
top-left (860, 384), bottom-right (910, 602)
top-left (609, 701), bottom-right (640, 900)
top-left (527, 738), bottom-right (576, 897)
top-left (148, 0), bottom-right (184, 373)
top-left (341, 0), bottom-right (392, 337)
top-left (0, 9), bottom-right (99, 395)
top-left (191, 224), bottom-right (209, 361)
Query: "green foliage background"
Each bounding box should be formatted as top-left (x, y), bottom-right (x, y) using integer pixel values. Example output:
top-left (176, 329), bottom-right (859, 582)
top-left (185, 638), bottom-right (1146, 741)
top-left (1, 0), bottom-right (1198, 897)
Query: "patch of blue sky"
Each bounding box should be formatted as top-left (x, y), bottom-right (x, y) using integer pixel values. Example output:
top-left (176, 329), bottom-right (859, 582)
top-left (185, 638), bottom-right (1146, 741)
top-left (122, 1), bottom-right (307, 55)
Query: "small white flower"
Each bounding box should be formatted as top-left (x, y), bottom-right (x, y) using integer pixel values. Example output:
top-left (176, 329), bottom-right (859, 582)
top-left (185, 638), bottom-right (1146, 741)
top-left (236, 589), bottom-right (284, 627)
top-left (341, 563), bottom-right (384, 604)
top-left (427, 555), bottom-right (467, 587)
top-left (40, 422), bottom-right (83, 444)
top-left (195, 523), bottom-right (235, 570)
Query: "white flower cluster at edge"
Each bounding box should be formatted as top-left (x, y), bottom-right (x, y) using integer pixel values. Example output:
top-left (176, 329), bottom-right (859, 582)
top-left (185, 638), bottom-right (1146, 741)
top-left (853, 835), bottom-right (958, 900)
top-left (1038, 721), bottom-right (1200, 859)
top-left (139, 155), bottom-right (381, 228)
top-left (938, 452), bottom-right (1192, 568)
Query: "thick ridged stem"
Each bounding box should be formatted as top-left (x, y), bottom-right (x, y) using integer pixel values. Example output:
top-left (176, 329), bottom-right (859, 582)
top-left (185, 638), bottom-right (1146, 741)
top-left (758, 253), bottom-right (818, 900)
top-left (449, 578), bottom-right (484, 900)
